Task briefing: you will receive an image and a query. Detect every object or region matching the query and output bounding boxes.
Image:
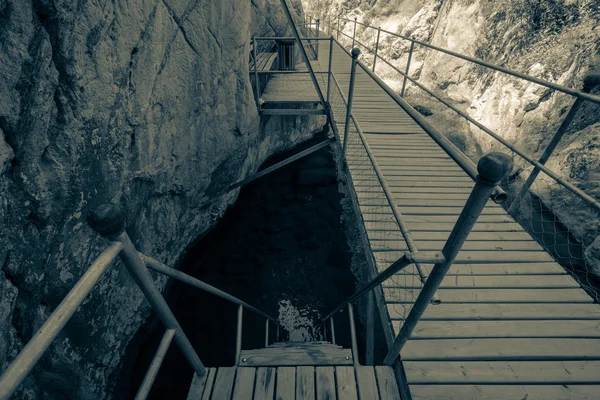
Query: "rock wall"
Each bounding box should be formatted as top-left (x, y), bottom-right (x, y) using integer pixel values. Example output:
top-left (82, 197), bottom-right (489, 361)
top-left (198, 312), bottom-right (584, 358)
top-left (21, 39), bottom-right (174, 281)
top-left (0, 0), bottom-right (318, 398)
top-left (304, 0), bottom-right (600, 276)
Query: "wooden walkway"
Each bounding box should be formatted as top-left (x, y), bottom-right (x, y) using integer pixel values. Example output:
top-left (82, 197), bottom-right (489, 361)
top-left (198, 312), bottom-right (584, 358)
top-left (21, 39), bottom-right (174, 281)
top-left (187, 365), bottom-right (400, 399)
top-left (309, 38), bottom-right (600, 398)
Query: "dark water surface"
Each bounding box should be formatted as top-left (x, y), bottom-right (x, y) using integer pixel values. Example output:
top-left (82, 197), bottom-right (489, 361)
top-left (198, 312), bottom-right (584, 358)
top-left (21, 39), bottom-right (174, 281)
top-left (115, 137), bottom-right (361, 399)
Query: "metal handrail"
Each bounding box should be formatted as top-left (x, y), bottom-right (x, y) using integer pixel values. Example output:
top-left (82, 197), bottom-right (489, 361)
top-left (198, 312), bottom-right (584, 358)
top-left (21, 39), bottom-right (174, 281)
top-left (331, 37), bottom-right (600, 211)
top-left (334, 15), bottom-right (600, 105)
top-left (141, 253), bottom-right (278, 323)
top-left (332, 38), bottom-right (507, 203)
top-left (330, 75), bottom-right (418, 252)
top-left (0, 242), bottom-right (123, 399)
top-left (383, 154), bottom-right (513, 364)
top-left (0, 204), bottom-right (279, 399)
top-left (322, 252), bottom-right (444, 321)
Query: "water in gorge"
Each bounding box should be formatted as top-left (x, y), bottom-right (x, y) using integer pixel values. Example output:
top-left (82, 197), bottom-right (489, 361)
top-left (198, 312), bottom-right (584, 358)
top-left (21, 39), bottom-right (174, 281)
top-left (113, 136), bottom-right (361, 399)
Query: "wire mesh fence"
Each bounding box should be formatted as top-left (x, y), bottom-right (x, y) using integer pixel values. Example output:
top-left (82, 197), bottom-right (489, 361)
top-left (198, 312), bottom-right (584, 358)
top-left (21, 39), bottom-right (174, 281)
top-left (328, 72), bottom-right (424, 328)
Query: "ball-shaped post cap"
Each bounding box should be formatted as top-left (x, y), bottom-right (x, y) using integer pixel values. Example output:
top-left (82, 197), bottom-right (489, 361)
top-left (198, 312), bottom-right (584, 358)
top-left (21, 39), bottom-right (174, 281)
top-left (351, 48), bottom-right (361, 59)
top-left (87, 203), bottom-right (126, 238)
top-left (583, 73), bottom-right (600, 92)
top-left (477, 152), bottom-right (513, 185)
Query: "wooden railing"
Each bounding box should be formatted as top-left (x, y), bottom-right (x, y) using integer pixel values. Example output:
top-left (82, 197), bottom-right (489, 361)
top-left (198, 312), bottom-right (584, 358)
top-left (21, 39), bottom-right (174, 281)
top-left (0, 204), bottom-right (278, 399)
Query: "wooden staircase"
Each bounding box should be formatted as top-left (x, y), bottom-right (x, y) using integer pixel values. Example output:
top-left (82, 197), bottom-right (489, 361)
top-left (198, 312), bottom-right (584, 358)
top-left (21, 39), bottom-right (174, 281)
top-left (239, 341), bottom-right (353, 367)
top-left (186, 341), bottom-right (401, 399)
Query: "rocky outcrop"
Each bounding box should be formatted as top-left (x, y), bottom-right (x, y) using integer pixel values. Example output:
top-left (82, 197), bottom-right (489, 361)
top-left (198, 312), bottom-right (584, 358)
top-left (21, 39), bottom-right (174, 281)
top-left (304, 0), bottom-right (600, 275)
top-left (0, 0), bottom-right (316, 398)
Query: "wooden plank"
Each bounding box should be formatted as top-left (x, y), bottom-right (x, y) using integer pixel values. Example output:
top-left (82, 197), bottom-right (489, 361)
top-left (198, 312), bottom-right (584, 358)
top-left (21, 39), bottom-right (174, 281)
top-left (375, 250), bottom-right (556, 264)
top-left (233, 367), bottom-right (256, 400)
top-left (335, 366), bottom-right (358, 399)
top-left (316, 367), bottom-right (336, 400)
top-left (211, 367), bottom-right (236, 399)
top-left (386, 303), bottom-right (600, 320)
top-left (411, 231), bottom-right (535, 241)
top-left (355, 366), bottom-right (379, 400)
top-left (261, 109), bottom-right (325, 115)
top-left (403, 320), bottom-right (600, 339)
top-left (404, 360), bottom-right (600, 384)
top-left (240, 348), bottom-right (353, 366)
top-left (276, 367), bottom-right (296, 400)
top-left (200, 368), bottom-right (217, 400)
top-left (402, 338), bottom-right (600, 361)
top-left (374, 366), bottom-right (401, 400)
top-left (371, 239), bottom-right (544, 252)
top-left (254, 367), bottom-right (276, 400)
top-left (187, 369), bottom-right (211, 400)
top-left (384, 287), bottom-right (592, 303)
top-left (385, 274), bottom-right (579, 288)
top-left (409, 384), bottom-right (600, 399)
top-left (296, 366), bottom-right (315, 400)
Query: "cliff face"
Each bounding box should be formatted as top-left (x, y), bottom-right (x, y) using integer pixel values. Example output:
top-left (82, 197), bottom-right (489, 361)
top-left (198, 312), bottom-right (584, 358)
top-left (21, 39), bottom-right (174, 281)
top-left (0, 0), bottom-right (311, 398)
top-left (304, 0), bottom-right (600, 276)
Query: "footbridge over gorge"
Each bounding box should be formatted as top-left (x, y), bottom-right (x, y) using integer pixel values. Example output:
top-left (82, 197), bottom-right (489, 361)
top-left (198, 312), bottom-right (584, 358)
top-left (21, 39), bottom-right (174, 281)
top-left (2, 1), bottom-right (600, 399)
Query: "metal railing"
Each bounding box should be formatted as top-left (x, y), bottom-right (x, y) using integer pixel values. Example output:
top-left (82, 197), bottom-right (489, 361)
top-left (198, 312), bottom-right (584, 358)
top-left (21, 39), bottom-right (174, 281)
top-left (322, 153), bottom-right (513, 365)
top-left (0, 204), bottom-right (278, 399)
top-left (318, 15), bottom-right (600, 302)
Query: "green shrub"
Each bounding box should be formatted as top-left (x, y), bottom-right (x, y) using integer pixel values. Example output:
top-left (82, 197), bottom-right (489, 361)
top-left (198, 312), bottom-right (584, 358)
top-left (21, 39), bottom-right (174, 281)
top-left (512, 0), bottom-right (580, 35)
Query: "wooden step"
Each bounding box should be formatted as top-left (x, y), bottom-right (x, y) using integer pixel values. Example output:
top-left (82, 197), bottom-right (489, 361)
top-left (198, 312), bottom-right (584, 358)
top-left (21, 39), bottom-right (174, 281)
top-left (187, 365), bottom-right (400, 399)
top-left (239, 343), bottom-right (353, 367)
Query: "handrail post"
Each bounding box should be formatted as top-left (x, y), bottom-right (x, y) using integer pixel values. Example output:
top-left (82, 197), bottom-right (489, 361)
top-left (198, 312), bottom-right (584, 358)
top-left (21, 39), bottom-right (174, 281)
top-left (351, 17), bottom-right (357, 48)
top-left (87, 204), bottom-right (206, 377)
top-left (348, 304), bottom-right (359, 367)
top-left (330, 317), bottom-right (336, 345)
top-left (265, 319), bottom-right (269, 347)
top-left (382, 153), bottom-right (513, 365)
top-left (372, 27), bottom-right (381, 73)
top-left (342, 48), bottom-right (360, 155)
top-left (252, 37), bottom-right (260, 110)
top-left (316, 19), bottom-right (320, 59)
top-left (401, 41), bottom-right (415, 97)
top-left (366, 291), bottom-right (375, 366)
top-left (326, 37), bottom-right (334, 104)
top-left (235, 305), bottom-right (243, 365)
top-left (508, 73), bottom-right (600, 214)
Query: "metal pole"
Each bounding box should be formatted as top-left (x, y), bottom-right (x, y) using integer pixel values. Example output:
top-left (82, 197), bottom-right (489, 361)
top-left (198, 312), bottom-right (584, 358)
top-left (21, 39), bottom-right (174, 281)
top-left (326, 37), bottom-right (333, 104)
top-left (372, 27), bottom-right (381, 73)
top-left (382, 153), bottom-right (514, 365)
top-left (87, 204), bottom-right (206, 378)
top-left (351, 17), bottom-right (357, 48)
top-left (252, 37), bottom-right (260, 109)
top-left (0, 243), bottom-right (122, 399)
top-left (401, 42), bottom-right (414, 97)
top-left (342, 48), bottom-right (360, 155)
top-left (235, 305), bottom-right (243, 365)
top-left (322, 252), bottom-right (442, 321)
top-left (316, 19), bottom-right (320, 59)
top-left (330, 317), bottom-right (336, 345)
top-left (508, 74), bottom-right (600, 214)
top-left (134, 329), bottom-right (176, 400)
top-left (366, 291), bottom-right (375, 366)
top-left (348, 304), bottom-right (359, 367)
top-left (278, 0), bottom-right (327, 111)
top-left (265, 319), bottom-right (269, 347)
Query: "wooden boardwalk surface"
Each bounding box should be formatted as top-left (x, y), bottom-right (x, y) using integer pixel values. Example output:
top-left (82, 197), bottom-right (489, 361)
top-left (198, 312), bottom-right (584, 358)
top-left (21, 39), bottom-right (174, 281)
top-left (304, 38), bottom-right (600, 399)
top-left (187, 365), bottom-right (400, 399)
